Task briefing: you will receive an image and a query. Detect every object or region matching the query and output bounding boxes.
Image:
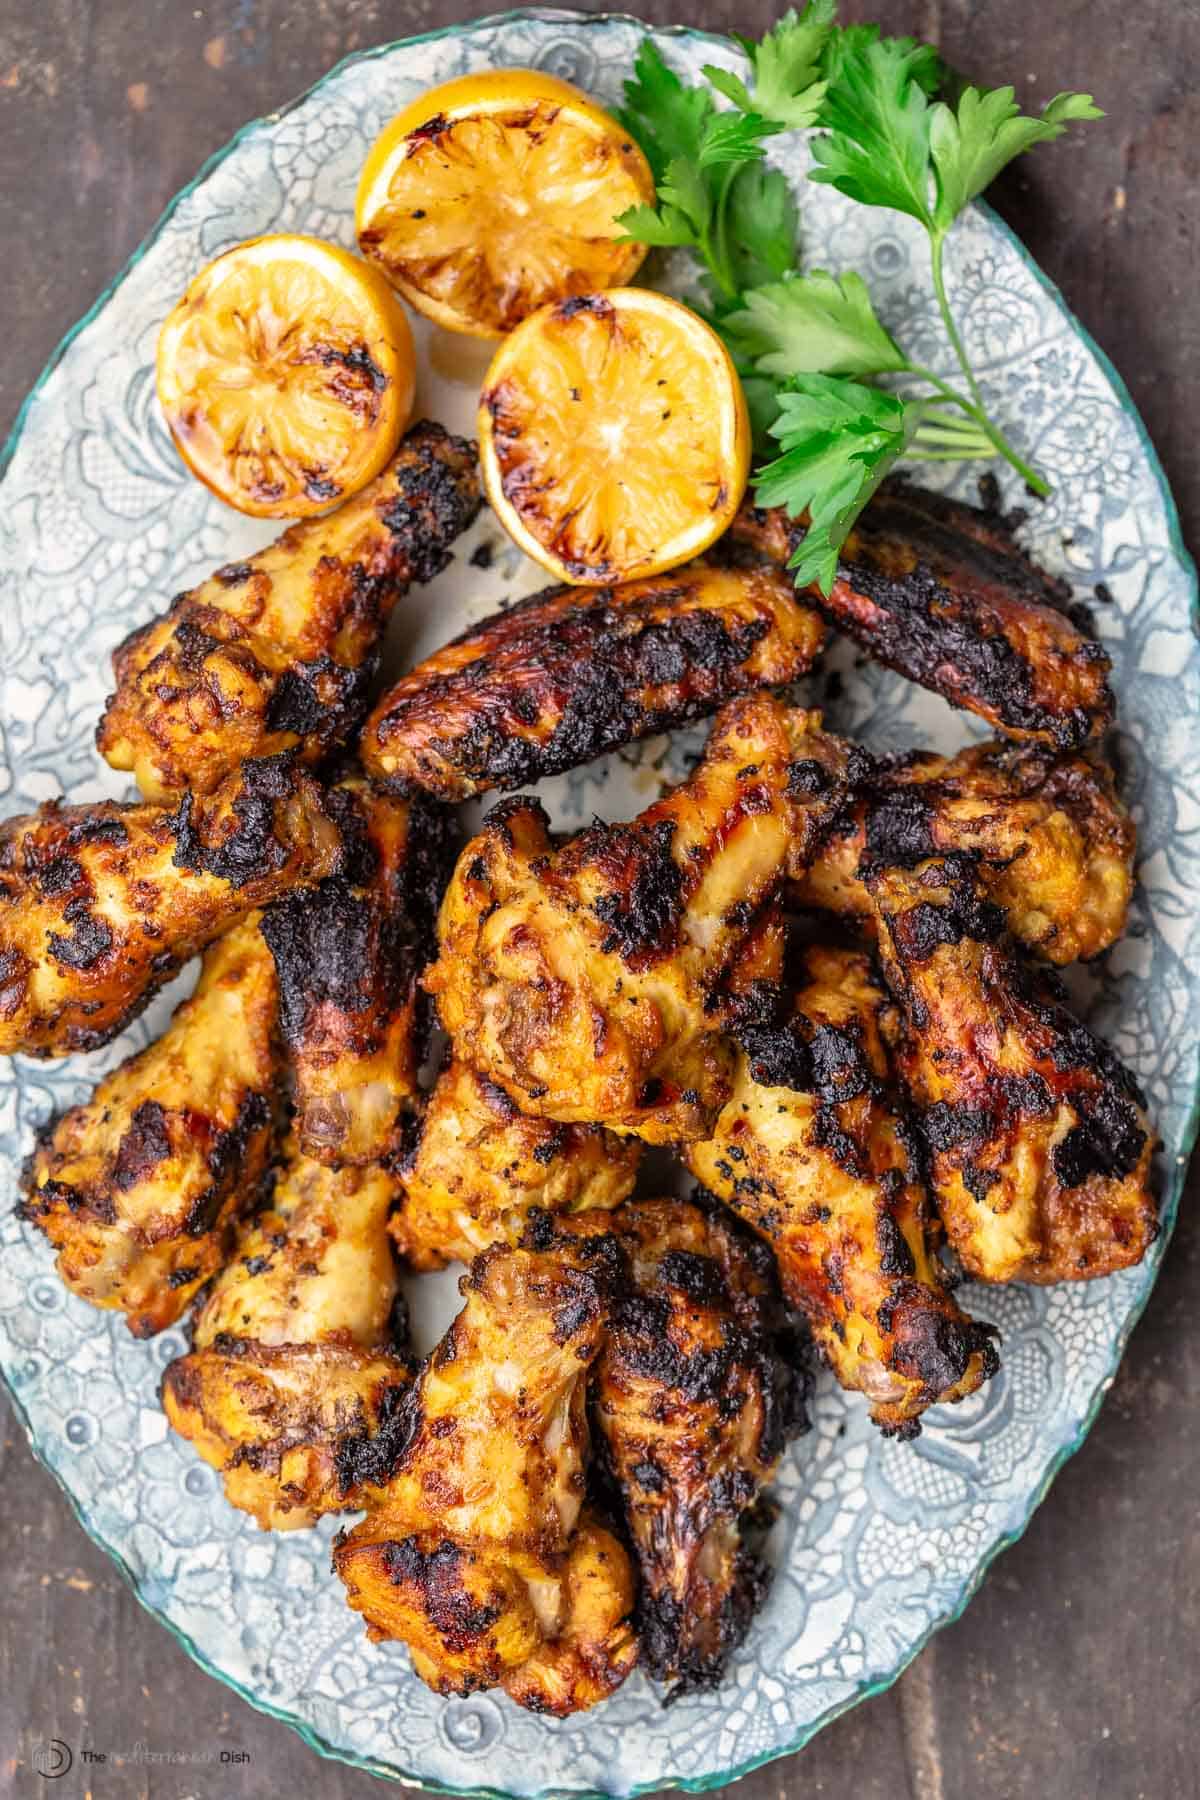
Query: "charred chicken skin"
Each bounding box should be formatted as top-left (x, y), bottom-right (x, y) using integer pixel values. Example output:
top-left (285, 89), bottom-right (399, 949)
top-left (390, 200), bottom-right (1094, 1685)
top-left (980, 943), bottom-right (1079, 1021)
top-left (868, 852), bottom-right (1156, 1283)
top-left (0, 752), bottom-right (339, 1057)
top-left (261, 776), bottom-right (455, 1165)
top-left (690, 942), bottom-right (997, 1435)
top-left (732, 478), bottom-right (1113, 750)
top-left (362, 558), bottom-right (826, 801)
top-left (794, 737), bottom-right (1135, 965)
top-left (427, 695), bottom-right (859, 1145)
top-left (21, 917), bottom-right (278, 1336)
top-left (161, 1134), bottom-right (412, 1530)
top-left (97, 421), bottom-right (481, 802)
top-left (391, 1056), bottom-right (641, 1270)
top-left (586, 1198), bottom-right (810, 1693)
top-left (333, 1227), bottom-right (635, 1711)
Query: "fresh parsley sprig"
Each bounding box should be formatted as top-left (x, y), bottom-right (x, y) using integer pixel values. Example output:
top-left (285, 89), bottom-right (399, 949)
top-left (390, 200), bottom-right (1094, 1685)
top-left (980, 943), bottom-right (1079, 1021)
top-left (616, 8), bottom-right (1102, 592)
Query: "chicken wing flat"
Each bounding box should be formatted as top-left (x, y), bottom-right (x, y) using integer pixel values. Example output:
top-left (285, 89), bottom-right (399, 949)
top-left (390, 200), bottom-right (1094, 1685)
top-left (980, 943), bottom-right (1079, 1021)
top-left (98, 421), bottom-right (480, 802)
top-left (868, 852), bottom-right (1156, 1283)
top-left (333, 1227), bottom-right (628, 1705)
top-left (390, 1056), bottom-right (641, 1270)
top-left (261, 776), bottom-right (455, 1165)
top-left (161, 1134), bottom-right (411, 1530)
top-left (362, 558), bottom-right (826, 801)
top-left (690, 943), bottom-right (997, 1435)
top-left (732, 478), bottom-right (1113, 749)
top-left (0, 752), bottom-right (338, 1056)
top-left (588, 1198), bottom-right (810, 1694)
top-left (427, 695), bottom-right (859, 1144)
top-left (796, 738), bottom-right (1134, 965)
top-left (21, 917), bottom-right (277, 1336)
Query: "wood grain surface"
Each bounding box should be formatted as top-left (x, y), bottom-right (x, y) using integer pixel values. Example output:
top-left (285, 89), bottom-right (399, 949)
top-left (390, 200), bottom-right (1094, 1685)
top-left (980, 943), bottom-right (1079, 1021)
top-left (1, 3), bottom-right (1197, 1797)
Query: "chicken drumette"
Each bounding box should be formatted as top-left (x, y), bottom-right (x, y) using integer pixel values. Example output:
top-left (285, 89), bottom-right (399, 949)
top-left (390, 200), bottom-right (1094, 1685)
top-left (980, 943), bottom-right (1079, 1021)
top-left (98, 421), bottom-right (480, 802)
top-left (21, 916), bottom-right (278, 1335)
top-left (589, 1199), bottom-right (810, 1694)
top-left (795, 736), bottom-right (1134, 965)
top-left (333, 1226), bottom-right (637, 1712)
top-left (0, 752), bottom-right (338, 1057)
top-left (690, 941), bottom-right (997, 1435)
top-left (162, 1134), bottom-right (412, 1530)
top-left (868, 852), bottom-right (1156, 1283)
top-left (427, 694), bottom-right (859, 1144)
top-left (261, 776), bottom-right (455, 1165)
top-left (733, 478), bottom-right (1113, 749)
top-left (391, 1056), bottom-right (640, 1270)
top-left (362, 558), bottom-right (826, 800)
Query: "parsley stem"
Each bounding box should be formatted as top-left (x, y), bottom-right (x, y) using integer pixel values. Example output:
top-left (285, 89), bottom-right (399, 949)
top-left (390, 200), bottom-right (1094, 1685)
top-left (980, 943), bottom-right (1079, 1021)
top-left (705, 164), bottom-right (741, 303)
top-left (928, 232), bottom-right (1050, 497)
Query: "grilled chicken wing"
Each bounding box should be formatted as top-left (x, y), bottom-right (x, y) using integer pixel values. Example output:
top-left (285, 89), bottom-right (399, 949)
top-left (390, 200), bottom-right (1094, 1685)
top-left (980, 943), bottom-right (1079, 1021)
top-left (868, 852), bottom-right (1156, 1283)
top-left (590, 1198), bottom-right (810, 1694)
top-left (690, 943), bottom-right (997, 1435)
top-left (427, 695), bottom-right (858, 1144)
top-left (362, 558), bottom-right (826, 801)
top-left (732, 478), bottom-right (1113, 749)
top-left (261, 777), bottom-right (455, 1165)
top-left (0, 753), bottom-right (338, 1056)
top-left (391, 1056), bottom-right (641, 1270)
top-left (98, 422), bottom-right (480, 802)
top-left (795, 737), bottom-right (1135, 964)
top-left (499, 1512), bottom-right (638, 1716)
top-left (21, 917), bottom-right (278, 1336)
top-left (333, 1228), bottom-right (628, 1707)
top-left (161, 1134), bottom-right (411, 1530)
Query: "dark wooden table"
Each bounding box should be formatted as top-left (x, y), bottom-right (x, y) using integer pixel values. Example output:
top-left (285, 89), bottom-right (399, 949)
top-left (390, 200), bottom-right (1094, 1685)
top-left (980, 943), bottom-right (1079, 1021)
top-left (1, 3), bottom-right (1197, 1796)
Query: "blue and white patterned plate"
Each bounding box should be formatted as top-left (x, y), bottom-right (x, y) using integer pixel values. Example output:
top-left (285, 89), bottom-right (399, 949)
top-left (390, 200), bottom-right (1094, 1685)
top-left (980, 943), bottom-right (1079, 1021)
top-left (1, 10), bottom-right (1197, 1796)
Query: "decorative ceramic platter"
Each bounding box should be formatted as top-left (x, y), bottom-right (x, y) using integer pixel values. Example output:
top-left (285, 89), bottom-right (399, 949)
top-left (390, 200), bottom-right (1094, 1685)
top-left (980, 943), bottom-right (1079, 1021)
top-left (1, 9), bottom-right (1197, 1796)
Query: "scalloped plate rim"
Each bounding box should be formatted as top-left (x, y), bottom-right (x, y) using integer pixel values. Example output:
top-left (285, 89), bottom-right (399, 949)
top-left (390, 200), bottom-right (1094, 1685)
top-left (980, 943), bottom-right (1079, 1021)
top-left (0, 10), bottom-right (1196, 1798)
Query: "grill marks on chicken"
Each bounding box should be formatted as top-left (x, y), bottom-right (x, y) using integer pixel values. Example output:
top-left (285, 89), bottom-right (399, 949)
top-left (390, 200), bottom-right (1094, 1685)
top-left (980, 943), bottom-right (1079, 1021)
top-left (795, 738), bottom-right (1135, 965)
top-left (332, 1228), bottom-right (637, 1710)
top-left (0, 753), bottom-right (339, 1057)
top-left (161, 1135), bottom-right (412, 1530)
top-left (98, 422), bottom-right (481, 802)
top-left (427, 695), bottom-right (858, 1144)
top-left (589, 1198), bottom-right (810, 1694)
top-left (21, 917), bottom-right (278, 1336)
top-left (733, 479), bottom-right (1113, 749)
top-left (691, 944), bottom-right (997, 1435)
top-left (391, 1056), bottom-right (641, 1270)
top-left (869, 853), bottom-right (1156, 1283)
top-left (261, 777), bottom-right (456, 1165)
top-left (362, 559), bottom-right (827, 801)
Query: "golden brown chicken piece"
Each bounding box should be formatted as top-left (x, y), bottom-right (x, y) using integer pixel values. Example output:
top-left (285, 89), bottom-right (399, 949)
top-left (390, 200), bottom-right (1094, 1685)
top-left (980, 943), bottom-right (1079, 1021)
top-left (588, 1198), bottom-right (810, 1694)
top-left (732, 478), bottom-right (1113, 749)
top-left (391, 1056), bottom-right (641, 1270)
top-left (20, 917), bottom-right (278, 1336)
top-left (261, 777), bottom-right (455, 1165)
top-left (499, 1514), bottom-right (639, 1716)
top-left (868, 852), bottom-right (1156, 1283)
top-left (427, 695), bottom-right (859, 1145)
top-left (0, 753), bottom-right (339, 1057)
top-left (333, 1227), bottom-right (627, 1705)
top-left (362, 558), bottom-right (826, 800)
top-left (161, 1135), bottom-right (411, 1530)
top-left (97, 421), bottom-right (481, 802)
top-left (795, 737), bottom-right (1135, 965)
top-left (690, 943), bottom-right (997, 1435)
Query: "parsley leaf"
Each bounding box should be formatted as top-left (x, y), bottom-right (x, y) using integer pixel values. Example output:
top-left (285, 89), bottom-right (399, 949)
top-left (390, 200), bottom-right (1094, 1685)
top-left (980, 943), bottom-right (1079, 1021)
top-left (724, 270), bottom-right (907, 377)
top-left (704, 2), bottom-right (835, 129)
top-left (755, 376), bottom-right (921, 592)
top-left (619, 39), bottom-right (711, 182)
top-left (722, 163), bottom-right (800, 291)
top-left (930, 86), bottom-right (1104, 228)
top-left (810, 31), bottom-right (942, 224)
